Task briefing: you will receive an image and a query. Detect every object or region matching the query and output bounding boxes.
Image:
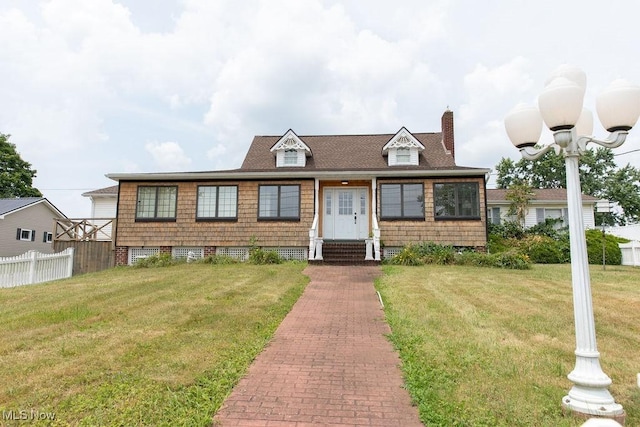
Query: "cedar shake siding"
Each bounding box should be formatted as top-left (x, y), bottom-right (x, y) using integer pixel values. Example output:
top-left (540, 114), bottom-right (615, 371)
top-left (115, 180), bottom-right (314, 248)
top-left (377, 176), bottom-right (486, 248)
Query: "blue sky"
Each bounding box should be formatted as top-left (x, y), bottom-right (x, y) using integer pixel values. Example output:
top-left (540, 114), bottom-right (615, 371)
top-left (1, 0), bottom-right (640, 217)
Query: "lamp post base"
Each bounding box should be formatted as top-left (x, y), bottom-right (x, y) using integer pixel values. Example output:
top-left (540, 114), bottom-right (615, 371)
top-left (562, 388), bottom-right (626, 424)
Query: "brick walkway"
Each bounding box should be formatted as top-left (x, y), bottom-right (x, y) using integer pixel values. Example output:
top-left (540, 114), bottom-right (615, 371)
top-left (213, 265), bottom-right (423, 426)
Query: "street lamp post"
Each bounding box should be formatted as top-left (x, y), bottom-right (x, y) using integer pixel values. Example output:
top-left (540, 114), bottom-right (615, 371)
top-left (504, 65), bottom-right (640, 421)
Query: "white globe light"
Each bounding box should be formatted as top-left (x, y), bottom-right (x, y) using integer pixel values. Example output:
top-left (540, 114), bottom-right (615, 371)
top-left (575, 108), bottom-right (594, 137)
top-left (504, 104), bottom-right (542, 148)
top-left (538, 77), bottom-right (584, 131)
top-left (545, 65), bottom-right (587, 96)
top-left (596, 79), bottom-right (640, 132)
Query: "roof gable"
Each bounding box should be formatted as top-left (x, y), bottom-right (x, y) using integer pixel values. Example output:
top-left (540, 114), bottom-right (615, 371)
top-left (269, 130), bottom-right (312, 156)
top-left (381, 127), bottom-right (425, 154)
top-left (0, 197), bottom-right (66, 219)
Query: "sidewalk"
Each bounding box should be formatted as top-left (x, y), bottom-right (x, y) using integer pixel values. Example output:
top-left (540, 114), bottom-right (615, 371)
top-left (213, 265), bottom-right (423, 426)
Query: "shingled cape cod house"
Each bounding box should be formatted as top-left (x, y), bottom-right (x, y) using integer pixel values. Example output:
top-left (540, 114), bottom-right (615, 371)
top-left (106, 110), bottom-right (490, 265)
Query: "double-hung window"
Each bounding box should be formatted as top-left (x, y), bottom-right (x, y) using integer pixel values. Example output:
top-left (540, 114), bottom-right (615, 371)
top-left (434, 182), bottom-right (480, 219)
top-left (395, 148), bottom-right (411, 164)
top-left (197, 186), bottom-right (238, 220)
top-left (284, 149), bottom-right (298, 166)
top-left (380, 183), bottom-right (424, 219)
top-left (258, 185), bottom-right (300, 220)
top-left (136, 186), bottom-right (178, 221)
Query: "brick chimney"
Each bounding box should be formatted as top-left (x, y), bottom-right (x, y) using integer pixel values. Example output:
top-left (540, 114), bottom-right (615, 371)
top-left (441, 109), bottom-right (455, 161)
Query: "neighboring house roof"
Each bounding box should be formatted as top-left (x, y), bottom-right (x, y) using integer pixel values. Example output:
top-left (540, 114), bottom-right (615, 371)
top-left (486, 188), bottom-right (599, 204)
top-left (82, 185), bottom-right (119, 197)
top-left (0, 197), bottom-right (67, 219)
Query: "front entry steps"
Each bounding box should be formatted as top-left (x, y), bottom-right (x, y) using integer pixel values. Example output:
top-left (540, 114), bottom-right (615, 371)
top-left (309, 241), bottom-right (380, 266)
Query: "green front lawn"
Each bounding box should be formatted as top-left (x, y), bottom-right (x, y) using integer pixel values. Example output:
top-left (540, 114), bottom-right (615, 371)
top-left (0, 263), bottom-right (308, 426)
top-left (1, 262), bottom-right (638, 426)
top-left (376, 264), bottom-right (640, 426)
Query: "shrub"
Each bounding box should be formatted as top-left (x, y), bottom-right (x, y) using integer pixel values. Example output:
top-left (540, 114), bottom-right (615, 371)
top-left (248, 247), bottom-right (283, 265)
top-left (133, 253), bottom-right (181, 268)
top-left (487, 233), bottom-right (509, 254)
top-left (386, 246), bottom-right (424, 266)
top-left (526, 218), bottom-right (565, 239)
top-left (413, 242), bottom-right (456, 265)
top-left (517, 235), bottom-right (568, 264)
top-left (489, 220), bottom-right (525, 240)
top-left (494, 252), bottom-right (531, 269)
top-left (585, 229), bottom-right (623, 265)
top-left (455, 250), bottom-right (531, 270)
top-left (455, 251), bottom-right (496, 268)
top-left (198, 254), bottom-right (239, 265)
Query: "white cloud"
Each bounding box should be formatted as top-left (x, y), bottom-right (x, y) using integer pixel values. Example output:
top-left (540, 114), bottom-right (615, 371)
top-left (145, 141), bottom-right (192, 171)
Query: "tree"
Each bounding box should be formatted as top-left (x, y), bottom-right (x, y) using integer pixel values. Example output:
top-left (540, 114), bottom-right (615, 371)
top-left (495, 147), bottom-right (640, 225)
top-left (505, 183), bottom-right (535, 227)
top-left (0, 133), bottom-right (42, 198)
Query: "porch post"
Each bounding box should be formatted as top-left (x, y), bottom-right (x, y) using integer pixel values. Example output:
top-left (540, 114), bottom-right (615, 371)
top-left (371, 177), bottom-right (381, 261)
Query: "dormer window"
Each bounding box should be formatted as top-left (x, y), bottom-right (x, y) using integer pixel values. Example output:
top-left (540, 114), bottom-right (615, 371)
top-left (382, 128), bottom-right (425, 167)
top-left (284, 149), bottom-right (298, 165)
top-left (270, 130), bottom-right (312, 168)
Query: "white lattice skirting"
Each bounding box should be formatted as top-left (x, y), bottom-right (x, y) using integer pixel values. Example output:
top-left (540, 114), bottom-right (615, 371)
top-left (382, 247), bottom-right (402, 259)
top-left (128, 246), bottom-right (308, 265)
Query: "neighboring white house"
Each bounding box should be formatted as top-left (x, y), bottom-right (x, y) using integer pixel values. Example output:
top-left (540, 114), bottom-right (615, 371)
top-left (0, 197), bottom-right (67, 256)
top-left (486, 188), bottom-right (598, 229)
top-left (81, 185), bottom-right (118, 241)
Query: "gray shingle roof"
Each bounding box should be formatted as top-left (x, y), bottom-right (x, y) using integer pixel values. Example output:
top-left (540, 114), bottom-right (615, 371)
top-left (82, 185), bottom-right (118, 197)
top-left (487, 188), bottom-right (599, 203)
top-left (241, 132), bottom-right (461, 171)
top-left (0, 197), bottom-right (44, 216)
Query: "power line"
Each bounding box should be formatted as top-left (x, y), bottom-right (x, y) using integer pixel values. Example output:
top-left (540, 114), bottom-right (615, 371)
top-left (614, 148), bottom-right (640, 157)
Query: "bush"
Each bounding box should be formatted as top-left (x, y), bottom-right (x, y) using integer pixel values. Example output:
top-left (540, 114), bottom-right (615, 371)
top-left (455, 250), bottom-right (531, 270)
top-left (387, 243), bottom-right (532, 270)
top-left (413, 242), bottom-right (456, 265)
top-left (198, 254), bottom-right (239, 265)
top-left (517, 235), bottom-right (568, 264)
top-left (487, 233), bottom-right (509, 254)
top-left (526, 218), bottom-right (565, 239)
top-left (248, 247), bottom-right (283, 264)
top-left (489, 220), bottom-right (525, 240)
top-left (386, 246), bottom-right (424, 266)
top-left (493, 252), bottom-right (531, 269)
top-left (585, 229), bottom-right (623, 265)
top-left (133, 253), bottom-right (182, 268)
top-left (455, 251), bottom-right (496, 268)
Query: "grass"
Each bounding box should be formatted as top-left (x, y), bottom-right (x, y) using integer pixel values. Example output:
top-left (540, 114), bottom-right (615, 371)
top-left (0, 263), bottom-right (308, 426)
top-left (376, 264), bottom-right (640, 426)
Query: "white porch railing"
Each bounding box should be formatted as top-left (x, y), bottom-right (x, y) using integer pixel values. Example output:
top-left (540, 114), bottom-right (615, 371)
top-left (619, 241), bottom-right (640, 267)
top-left (308, 214), bottom-right (323, 260)
top-left (0, 248), bottom-right (74, 288)
top-left (365, 216), bottom-right (381, 261)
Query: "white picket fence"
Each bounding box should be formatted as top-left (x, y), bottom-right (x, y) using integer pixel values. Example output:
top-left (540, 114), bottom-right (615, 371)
top-left (619, 241), bottom-right (640, 267)
top-left (0, 248), bottom-right (74, 288)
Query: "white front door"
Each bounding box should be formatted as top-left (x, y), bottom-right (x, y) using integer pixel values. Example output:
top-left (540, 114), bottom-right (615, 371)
top-left (323, 187), bottom-right (369, 240)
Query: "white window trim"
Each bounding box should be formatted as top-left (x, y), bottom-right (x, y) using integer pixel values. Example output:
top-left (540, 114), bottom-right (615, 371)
top-left (19, 228), bottom-right (34, 241)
